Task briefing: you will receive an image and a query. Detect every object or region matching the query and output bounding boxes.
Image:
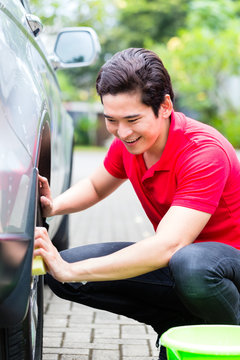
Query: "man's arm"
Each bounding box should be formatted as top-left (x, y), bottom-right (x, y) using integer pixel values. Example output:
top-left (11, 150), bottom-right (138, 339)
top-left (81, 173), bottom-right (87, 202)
top-left (34, 206), bottom-right (211, 282)
top-left (39, 164), bottom-right (125, 217)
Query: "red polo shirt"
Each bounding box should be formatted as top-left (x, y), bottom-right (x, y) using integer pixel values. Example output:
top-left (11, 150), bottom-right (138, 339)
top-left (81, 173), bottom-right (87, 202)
top-left (104, 111), bottom-right (240, 249)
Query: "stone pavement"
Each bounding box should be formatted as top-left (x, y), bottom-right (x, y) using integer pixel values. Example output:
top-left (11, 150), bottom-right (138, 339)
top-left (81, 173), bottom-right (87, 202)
top-left (43, 150), bottom-right (159, 360)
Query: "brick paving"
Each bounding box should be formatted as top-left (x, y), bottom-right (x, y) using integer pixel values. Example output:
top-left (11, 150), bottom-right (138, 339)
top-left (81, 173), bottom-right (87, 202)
top-left (43, 150), bottom-right (159, 360)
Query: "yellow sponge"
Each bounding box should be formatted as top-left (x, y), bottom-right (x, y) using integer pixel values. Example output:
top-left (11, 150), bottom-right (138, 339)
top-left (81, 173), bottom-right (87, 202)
top-left (32, 256), bottom-right (46, 276)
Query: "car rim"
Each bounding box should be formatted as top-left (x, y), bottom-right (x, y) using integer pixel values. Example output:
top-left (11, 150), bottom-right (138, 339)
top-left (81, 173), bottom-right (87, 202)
top-left (30, 276), bottom-right (39, 358)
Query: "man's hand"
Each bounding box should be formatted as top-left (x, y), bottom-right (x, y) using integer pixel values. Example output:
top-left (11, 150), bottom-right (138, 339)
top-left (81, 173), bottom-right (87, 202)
top-left (38, 175), bottom-right (54, 217)
top-left (34, 227), bottom-right (71, 282)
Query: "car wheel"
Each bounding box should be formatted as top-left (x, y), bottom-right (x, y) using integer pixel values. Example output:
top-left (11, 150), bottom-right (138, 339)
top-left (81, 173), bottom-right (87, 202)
top-left (0, 275), bottom-right (43, 360)
top-left (52, 214), bottom-right (69, 251)
top-left (0, 203), bottom-right (44, 360)
top-left (52, 142), bottom-right (73, 252)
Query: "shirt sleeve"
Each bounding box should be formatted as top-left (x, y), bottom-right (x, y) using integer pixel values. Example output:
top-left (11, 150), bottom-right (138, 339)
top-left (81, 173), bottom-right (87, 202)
top-left (172, 144), bottom-right (230, 214)
top-left (104, 138), bottom-right (128, 179)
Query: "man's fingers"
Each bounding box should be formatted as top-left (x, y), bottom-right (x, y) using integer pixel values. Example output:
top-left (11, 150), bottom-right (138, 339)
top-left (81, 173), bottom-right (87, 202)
top-left (35, 227), bottom-right (49, 244)
top-left (34, 240), bottom-right (47, 253)
top-left (34, 228), bottom-right (67, 282)
top-left (35, 226), bottom-right (48, 236)
top-left (38, 175), bottom-right (51, 196)
top-left (38, 175), bottom-right (48, 185)
top-left (35, 226), bottom-right (46, 231)
top-left (40, 196), bottom-right (51, 207)
top-left (38, 175), bottom-right (53, 217)
top-left (34, 227), bottom-right (53, 258)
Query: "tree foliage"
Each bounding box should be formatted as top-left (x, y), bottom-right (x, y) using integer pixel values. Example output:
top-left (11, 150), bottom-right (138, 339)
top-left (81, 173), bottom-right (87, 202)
top-left (30, 0), bottom-right (193, 101)
top-left (153, 0), bottom-right (240, 146)
top-left (109, 0), bottom-right (191, 50)
top-left (30, 0), bottom-right (116, 100)
top-left (31, 0), bottom-right (240, 146)
top-left (30, 0), bottom-right (114, 31)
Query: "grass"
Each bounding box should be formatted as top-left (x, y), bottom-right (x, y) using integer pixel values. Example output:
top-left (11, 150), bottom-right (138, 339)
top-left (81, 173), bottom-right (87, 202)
top-left (74, 145), bottom-right (107, 152)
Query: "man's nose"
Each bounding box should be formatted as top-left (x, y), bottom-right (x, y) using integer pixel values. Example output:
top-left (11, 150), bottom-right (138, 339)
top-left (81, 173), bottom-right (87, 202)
top-left (117, 123), bottom-right (133, 139)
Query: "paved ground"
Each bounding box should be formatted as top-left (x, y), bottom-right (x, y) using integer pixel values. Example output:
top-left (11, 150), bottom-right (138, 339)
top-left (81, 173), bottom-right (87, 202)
top-left (43, 149), bottom-right (159, 360)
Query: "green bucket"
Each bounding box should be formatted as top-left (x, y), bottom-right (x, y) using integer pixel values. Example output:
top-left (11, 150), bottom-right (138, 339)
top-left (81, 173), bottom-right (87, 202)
top-left (160, 325), bottom-right (240, 360)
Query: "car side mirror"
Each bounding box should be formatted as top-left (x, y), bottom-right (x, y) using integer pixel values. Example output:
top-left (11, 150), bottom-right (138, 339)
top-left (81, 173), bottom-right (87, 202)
top-left (50, 27), bottom-right (100, 70)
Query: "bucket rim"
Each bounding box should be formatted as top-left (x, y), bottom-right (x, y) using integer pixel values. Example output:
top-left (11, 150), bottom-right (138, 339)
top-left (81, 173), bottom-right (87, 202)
top-left (160, 325), bottom-right (240, 355)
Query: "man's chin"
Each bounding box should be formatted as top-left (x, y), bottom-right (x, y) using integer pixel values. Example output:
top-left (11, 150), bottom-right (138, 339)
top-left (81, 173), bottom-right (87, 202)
top-left (123, 144), bottom-right (143, 155)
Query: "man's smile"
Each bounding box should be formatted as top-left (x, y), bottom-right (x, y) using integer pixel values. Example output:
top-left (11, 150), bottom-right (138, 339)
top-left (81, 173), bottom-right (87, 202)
top-left (123, 136), bottom-right (141, 144)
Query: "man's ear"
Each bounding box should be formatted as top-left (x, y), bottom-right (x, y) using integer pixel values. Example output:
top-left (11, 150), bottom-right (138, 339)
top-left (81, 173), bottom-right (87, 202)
top-left (159, 94), bottom-right (173, 118)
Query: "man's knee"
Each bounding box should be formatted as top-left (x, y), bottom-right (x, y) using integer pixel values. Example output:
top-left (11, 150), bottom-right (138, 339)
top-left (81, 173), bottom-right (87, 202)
top-left (169, 243), bottom-right (216, 299)
top-left (170, 243), bottom-right (208, 275)
top-left (169, 243), bottom-right (240, 323)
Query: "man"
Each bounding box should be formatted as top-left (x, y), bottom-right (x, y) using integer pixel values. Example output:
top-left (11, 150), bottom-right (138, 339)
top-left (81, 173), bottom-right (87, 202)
top-left (35, 48), bottom-right (240, 360)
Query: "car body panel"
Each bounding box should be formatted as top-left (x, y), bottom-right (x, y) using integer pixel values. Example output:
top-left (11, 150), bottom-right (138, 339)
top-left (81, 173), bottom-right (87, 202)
top-left (0, 166), bottom-right (37, 327)
top-left (0, 0), bottom-right (99, 330)
top-left (0, 0), bottom-right (75, 327)
top-left (0, 0), bottom-right (73, 235)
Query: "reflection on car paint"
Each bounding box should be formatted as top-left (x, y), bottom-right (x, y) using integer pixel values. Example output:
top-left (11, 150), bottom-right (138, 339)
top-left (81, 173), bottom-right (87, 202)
top-left (0, 12), bottom-right (41, 157)
top-left (0, 98), bottom-right (32, 233)
top-left (0, 237), bottom-right (29, 302)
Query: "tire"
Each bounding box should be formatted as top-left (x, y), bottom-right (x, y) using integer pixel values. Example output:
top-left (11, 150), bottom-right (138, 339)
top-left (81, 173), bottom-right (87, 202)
top-left (0, 203), bottom-right (44, 360)
top-left (52, 142), bottom-right (73, 252)
top-left (52, 214), bottom-right (69, 251)
top-left (0, 276), bottom-right (43, 360)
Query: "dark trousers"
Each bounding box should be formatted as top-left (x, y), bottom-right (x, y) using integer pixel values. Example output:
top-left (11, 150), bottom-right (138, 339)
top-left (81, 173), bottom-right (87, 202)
top-left (46, 241), bottom-right (240, 352)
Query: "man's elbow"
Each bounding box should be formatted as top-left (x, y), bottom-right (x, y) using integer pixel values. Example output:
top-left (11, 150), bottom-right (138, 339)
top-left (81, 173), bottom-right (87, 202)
top-left (161, 238), bottom-right (191, 266)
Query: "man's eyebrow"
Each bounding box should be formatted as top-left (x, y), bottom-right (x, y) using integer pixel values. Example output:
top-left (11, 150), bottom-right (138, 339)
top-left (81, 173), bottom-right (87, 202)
top-left (104, 114), bottom-right (141, 119)
top-left (103, 114), bottom-right (114, 119)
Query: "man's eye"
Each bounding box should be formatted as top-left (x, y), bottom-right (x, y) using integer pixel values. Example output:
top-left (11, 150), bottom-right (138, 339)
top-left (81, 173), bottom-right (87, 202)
top-left (128, 119), bottom-right (138, 123)
top-left (106, 118), bottom-right (116, 122)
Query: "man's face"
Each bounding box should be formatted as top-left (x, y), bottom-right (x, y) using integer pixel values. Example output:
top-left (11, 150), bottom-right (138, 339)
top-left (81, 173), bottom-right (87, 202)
top-left (102, 91), bottom-right (169, 156)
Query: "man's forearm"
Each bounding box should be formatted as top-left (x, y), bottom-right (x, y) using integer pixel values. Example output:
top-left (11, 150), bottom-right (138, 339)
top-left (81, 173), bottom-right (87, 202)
top-left (60, 206), bottom-right (211, 283)
top-left (51, 165), bottom-right (125, 217)
top-left (62, 234), bottom-right (172, 283)
top-left (52, 178), bottom-right (101, 216)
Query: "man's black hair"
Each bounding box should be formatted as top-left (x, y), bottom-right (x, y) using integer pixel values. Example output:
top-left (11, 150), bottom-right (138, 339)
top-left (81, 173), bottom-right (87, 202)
top-left (96, 48), bottom-right (174, 117)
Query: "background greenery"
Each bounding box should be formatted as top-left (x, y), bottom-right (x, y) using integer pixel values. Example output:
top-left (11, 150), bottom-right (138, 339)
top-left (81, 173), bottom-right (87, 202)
top-left (31, 0), bottom-right (240, 147)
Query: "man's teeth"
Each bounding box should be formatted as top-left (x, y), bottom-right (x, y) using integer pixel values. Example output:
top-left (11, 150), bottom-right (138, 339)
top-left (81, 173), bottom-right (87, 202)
top-left (126, 138), bottom-right (139, 143)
